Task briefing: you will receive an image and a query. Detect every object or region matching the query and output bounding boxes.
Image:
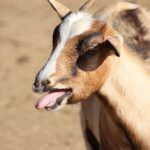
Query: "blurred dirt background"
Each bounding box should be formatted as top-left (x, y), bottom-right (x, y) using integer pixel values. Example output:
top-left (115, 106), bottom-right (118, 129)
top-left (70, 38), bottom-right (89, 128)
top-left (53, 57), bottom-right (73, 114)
top-left (0, 0), bottom-right (150, 150)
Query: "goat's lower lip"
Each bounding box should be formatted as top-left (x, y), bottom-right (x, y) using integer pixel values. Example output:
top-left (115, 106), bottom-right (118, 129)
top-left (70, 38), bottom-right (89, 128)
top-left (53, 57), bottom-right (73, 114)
top-left (35, 89), bottom-right (72, 110)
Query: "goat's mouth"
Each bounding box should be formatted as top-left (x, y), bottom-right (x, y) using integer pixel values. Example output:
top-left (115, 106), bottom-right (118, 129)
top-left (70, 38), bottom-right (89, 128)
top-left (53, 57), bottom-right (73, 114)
top-left (35, 89), bottom-right (73, 111)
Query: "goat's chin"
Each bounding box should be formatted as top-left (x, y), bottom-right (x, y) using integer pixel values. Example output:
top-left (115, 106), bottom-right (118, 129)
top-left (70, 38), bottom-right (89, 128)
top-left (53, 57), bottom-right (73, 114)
top-left (49, 94), bottom-right (82, 111)
top-left (67, 94), bottom-right (90, 104)
top-left (51, 96), bottom-right (72, 112)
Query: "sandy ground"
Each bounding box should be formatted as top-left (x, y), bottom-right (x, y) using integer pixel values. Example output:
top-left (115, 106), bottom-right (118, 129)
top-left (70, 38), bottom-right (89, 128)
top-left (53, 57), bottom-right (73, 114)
top-left (0, 0), bottom-right (150, 150)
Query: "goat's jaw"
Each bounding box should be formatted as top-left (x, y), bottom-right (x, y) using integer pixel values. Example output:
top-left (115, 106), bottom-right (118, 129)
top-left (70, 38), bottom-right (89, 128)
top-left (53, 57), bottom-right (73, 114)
top-left (35, 89), bottom-right (73, 111)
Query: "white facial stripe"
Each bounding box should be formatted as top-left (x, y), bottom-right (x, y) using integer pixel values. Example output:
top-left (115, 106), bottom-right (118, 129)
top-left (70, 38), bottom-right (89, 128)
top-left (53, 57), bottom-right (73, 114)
top-left (38, 39), bottom-right (65, 81)
top-left (38, 12), bottom-right (93, 81)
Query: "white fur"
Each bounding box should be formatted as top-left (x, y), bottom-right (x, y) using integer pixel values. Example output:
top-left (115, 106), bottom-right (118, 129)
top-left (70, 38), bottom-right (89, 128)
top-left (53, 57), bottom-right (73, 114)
top-left (38, 12), bottom-right (93, 81)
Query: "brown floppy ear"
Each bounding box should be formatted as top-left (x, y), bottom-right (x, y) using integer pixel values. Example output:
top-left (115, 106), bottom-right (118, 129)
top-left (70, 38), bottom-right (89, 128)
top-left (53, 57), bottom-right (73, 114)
top-left (101, 23), bottom-right (123, 57)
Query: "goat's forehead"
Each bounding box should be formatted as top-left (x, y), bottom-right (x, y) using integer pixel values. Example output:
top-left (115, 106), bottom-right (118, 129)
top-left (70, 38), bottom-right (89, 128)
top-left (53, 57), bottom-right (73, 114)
top-left (59, 12), bottom-right (94, 41)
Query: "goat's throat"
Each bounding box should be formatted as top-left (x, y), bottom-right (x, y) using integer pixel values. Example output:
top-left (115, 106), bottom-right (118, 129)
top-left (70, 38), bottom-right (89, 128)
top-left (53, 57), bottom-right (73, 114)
top-left (100, 57), bottom-right (150, 148)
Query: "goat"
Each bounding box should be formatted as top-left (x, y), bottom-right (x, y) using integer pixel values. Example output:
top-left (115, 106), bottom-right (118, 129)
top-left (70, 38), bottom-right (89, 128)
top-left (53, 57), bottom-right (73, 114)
top-left (32, 0), bottom-right (150, 149)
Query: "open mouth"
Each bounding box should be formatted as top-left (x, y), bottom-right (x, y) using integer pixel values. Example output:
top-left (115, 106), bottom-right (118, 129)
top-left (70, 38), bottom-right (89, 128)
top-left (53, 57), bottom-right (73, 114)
top-left (35, 89), bottom-right (72, 111)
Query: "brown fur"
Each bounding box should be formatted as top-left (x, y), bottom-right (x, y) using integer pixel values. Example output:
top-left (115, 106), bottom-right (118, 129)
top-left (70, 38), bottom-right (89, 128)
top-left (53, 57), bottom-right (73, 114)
top-left (81, 24), bottom-right (150, 149)
top-left (99, 99), bottom-right (134, 150)
top-left (52, 22), bottom-right (111, 102)
top-left (82, 4), bottom-right (150, 150)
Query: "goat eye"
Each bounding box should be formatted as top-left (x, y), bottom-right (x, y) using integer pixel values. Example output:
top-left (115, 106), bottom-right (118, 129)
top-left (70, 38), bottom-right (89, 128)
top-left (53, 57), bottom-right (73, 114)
top-left (77, 48), bottom-right (100, 71)
top-left (87, 50), bottom-right (97, 55)
top-left (86, 49), bottom-right (98, 55)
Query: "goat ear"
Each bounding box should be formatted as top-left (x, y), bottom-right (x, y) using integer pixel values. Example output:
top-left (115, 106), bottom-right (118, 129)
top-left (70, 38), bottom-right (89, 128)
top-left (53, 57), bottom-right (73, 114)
top-left (106, 36), bottom-right (123, 57)
top-left (102, 23), bottom-right (123, 57)
top-left (79, 0), bottom-right (96, 11)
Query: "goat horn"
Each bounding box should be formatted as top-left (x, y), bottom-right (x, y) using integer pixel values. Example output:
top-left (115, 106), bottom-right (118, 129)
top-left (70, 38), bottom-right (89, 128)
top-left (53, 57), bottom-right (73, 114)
top-left (79, 0), bottom-right (96, 11)
top-left (47, 0), bottom-right (71, 19)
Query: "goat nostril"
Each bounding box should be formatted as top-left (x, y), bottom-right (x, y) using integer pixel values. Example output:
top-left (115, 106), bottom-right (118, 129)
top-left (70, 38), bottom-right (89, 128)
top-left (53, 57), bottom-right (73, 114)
top-left (41, 79), bottom-right (50, 86)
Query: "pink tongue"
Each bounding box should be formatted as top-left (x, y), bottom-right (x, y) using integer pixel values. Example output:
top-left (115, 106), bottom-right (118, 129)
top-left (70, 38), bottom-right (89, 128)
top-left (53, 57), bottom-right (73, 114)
top-left (35, 91), bottom-right (66, 109)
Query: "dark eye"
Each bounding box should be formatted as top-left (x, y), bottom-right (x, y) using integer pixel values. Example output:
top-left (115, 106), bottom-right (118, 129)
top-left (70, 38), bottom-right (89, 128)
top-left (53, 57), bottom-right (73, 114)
top-left (76, 42), bottom-right (110, 71)
top-left (77, 46), bottom-right (101, 71)
top-left (86, 48), bottom-right (98, 55)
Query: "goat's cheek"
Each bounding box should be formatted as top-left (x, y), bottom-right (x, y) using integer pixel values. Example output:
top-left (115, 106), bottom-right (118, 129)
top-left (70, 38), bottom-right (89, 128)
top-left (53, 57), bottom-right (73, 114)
top-left (70, 62), bottom-right (110, 101)
top-left (70, 76), bottom-right (94, 101)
